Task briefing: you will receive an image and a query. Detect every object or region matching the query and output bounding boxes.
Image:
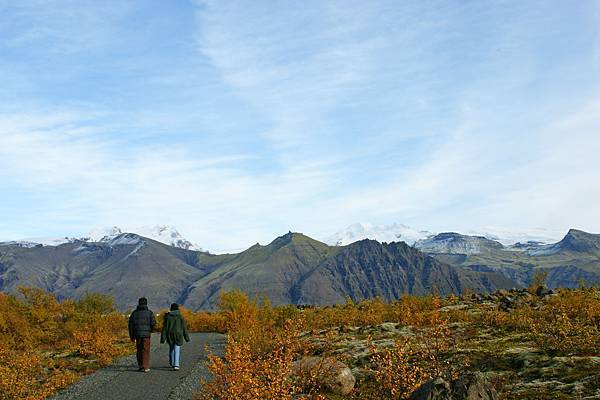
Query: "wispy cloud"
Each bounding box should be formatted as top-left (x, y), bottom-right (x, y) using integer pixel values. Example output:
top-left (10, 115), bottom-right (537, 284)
top-left (1, 1), bottom-right (599, 250)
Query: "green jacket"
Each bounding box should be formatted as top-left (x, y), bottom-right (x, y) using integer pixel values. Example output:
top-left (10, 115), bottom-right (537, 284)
top-left (160, 310), bottom-right (190, 346)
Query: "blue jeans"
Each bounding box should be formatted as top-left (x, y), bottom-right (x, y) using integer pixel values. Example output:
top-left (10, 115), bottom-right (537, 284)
top-left (169, 343), bottom-right (180, 367)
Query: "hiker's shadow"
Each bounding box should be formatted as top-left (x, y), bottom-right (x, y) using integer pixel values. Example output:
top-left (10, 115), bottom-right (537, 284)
top-left (102, 364), bottom-right (140, 372)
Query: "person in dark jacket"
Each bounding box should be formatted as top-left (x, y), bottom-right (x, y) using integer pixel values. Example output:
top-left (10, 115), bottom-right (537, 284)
top-left (160, 303), bottom-right (190, 371)
top-left (128, 297), bottom-right (156, 372)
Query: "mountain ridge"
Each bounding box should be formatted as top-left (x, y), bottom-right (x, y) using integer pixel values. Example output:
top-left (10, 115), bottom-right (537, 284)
top-left (1, 228), bottom-right (599, 310)
top-left (0, 231), bottom-right (513, 310)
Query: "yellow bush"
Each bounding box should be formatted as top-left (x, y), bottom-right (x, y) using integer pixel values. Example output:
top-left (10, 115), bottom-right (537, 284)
top-left (529, 289), bottom-right (600, 355)
top-left (355, 340), bottom-right (427, 400)
top-left (0, 288), bottom-right (129, 399)
top-left (0, 343), bottom-right (77, 400)
top-left (198, 320), bottom-right (311, 400)
top-left (72, 323), bottom-right (124, 365)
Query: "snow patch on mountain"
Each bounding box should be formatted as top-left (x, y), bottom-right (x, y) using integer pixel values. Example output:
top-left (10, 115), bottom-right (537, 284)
top-left (465, 227), bottom-right (564, 246)
top-left (325, 222), bottom-right (434, 246)
top-left (133, 225), bottom-right (199, 250)
top-left (87, 226), bottom-right (123, 242)
top-left (0, 240), bottom-right (41, 248)
top-left (107, 233), bottom-right (144, 246)
top-left (0, 237), bottom-right (79, 248)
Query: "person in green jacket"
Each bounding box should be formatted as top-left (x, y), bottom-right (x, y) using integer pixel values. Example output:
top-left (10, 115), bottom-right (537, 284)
top-left (160, 303), bottom-right (190, 371)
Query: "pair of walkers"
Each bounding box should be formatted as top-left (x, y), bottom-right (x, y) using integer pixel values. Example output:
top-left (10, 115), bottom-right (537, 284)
top-left (128, 297), bottom-right (190, 372)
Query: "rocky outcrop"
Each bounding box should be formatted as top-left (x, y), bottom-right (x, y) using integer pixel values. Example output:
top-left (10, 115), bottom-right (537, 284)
top-left (408, 373), bottom-right (498, 400)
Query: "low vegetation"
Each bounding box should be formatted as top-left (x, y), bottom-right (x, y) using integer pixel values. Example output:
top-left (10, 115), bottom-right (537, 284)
top-left (1, 285), bottom-right (598, 399)
top-left (0, 288), bottom-right (129, 400)
top-left (195, 287), bottom-right (600, 399)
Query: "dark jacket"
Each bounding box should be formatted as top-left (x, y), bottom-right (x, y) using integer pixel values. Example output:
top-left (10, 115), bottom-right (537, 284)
top-left (128, 305), bottom-right (156, 339)
top-left (160, 310), bottom-right (190, 346)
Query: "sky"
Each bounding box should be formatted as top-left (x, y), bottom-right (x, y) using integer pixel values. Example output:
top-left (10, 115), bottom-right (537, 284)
top-left (0, 0), bottom-right (599, 253)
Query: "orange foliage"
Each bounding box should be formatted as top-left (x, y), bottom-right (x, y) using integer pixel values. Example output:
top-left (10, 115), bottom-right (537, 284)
top-left (0, 288), bottom-right (129, 399)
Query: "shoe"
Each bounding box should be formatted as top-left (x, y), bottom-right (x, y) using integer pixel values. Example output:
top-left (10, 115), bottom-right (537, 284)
top-left (173, 366), bottom-right (180, 371)
top-left (138, 367), bottom-right (144, 372)
top-left (144, 369), bottom-right (150, 373)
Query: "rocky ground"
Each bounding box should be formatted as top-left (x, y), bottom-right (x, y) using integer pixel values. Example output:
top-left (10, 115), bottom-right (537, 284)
top-left (297, 288), bottom-right (600, 399)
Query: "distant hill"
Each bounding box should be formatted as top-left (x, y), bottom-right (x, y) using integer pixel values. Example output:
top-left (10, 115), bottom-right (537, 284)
top-left (417, 229), bottom-right (600, 288)
top-left (0, 231), bottom-right (514, 310)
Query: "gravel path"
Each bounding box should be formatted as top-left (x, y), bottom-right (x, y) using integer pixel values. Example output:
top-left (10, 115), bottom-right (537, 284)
top-left (50, 333), bottom-right (225, 400)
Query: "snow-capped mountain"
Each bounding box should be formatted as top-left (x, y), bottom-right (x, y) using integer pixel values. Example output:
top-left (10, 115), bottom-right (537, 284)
top-left (84, 225), bottom-right (200, 250)
top-left (326, 223), bottom-right (565, 247)
top-left (324, 223), bottom-right (434, 246)
top-left (0, 225), bottom-right (201, 251)
top-left (414, 232), bottom-right (504, 255)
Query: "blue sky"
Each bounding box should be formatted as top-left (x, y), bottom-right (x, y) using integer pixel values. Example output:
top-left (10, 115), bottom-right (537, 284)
top-left (1, 0), bottom-right (599, 252)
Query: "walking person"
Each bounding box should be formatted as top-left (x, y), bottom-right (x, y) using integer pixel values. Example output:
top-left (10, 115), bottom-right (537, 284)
top-left (160, 303), bottom-right (190, 371)
top-left (128, 297), bottom-right (156, 372)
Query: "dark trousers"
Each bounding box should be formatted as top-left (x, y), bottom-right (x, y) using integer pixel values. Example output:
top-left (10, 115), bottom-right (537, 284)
top-left (136, 337), bottom-right (151, 369)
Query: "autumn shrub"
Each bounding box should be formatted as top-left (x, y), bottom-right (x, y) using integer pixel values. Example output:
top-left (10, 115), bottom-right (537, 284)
top-left (528, 289), bottom-right (600, 355)
top-left (72, 322), bottom-right (125, 365)
top-left (301, 297), bottom-right (395, 329)
top-left (187, 309), bottom-right (228, 333)
top-left (476, 288), bottom-right (600, 356)
top-left (0, 342), bottom-right (77, 400)
top-left (198, 318), bottom-right (315, 400)
top-left (355, 305), bottom-right (464, 400)
top-left (391, 295), bottom-right (437, 327)
top-left (0, 288), bottom-right (129, 399)
top-left (356, 340), bottom-right (428, 400)
top-left (481, 308), bottom-right (511, 329)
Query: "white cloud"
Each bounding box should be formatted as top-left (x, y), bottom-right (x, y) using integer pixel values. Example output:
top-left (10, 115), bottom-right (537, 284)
top-left (0, 108), bottom-right (348, 252)
top-left (2, 1), bottom-right (599, 252)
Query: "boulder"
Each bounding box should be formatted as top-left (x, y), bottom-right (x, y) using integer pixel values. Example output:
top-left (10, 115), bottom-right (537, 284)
top-left (409, 377), bottom-right (452, 400)
top-left (409, 372), bottom-right (498, 400)
top-left (535, 286), bottom-right (553, 297)
top-left (499, 296), bottom-right (515, 311)
top-left (292, 356), bottom-right (355, 396)
top-left (453, 373), bottom-right (499, 400)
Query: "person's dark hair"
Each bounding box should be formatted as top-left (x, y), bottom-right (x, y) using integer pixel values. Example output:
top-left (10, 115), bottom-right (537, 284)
top-left (170, 303), bottom-right (179, 311)
top-left (138, 297), bottom-right (148, 306)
